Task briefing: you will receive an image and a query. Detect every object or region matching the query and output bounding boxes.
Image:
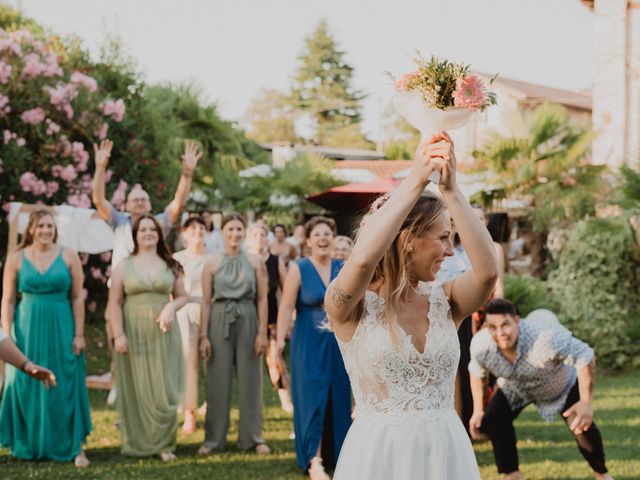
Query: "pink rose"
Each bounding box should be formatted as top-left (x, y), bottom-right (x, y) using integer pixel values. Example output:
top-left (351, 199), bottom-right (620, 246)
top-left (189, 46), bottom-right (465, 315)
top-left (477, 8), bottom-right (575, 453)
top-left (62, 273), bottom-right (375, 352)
top-left (20, 107), bottom-right (46, 125)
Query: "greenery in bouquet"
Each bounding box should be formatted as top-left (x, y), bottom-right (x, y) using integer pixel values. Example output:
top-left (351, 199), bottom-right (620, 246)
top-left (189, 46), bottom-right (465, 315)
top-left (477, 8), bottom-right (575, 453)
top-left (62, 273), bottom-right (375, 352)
top-left (392, 53), bottom-right (497, 112)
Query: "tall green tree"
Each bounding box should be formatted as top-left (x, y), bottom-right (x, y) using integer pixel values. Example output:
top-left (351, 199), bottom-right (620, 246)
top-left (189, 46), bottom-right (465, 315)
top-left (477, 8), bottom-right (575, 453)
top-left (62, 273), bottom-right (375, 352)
top-left (245, 88), bottom-right (297, 144)
top-left (472, 103), bottom-right (604, 276)
top-left (291, 20), bottom-right (367, 145)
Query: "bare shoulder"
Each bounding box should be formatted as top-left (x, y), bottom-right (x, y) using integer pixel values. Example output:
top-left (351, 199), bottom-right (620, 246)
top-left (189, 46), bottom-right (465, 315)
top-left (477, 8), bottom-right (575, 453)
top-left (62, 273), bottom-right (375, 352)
top-left (61, 245), bottom-right (80, 265)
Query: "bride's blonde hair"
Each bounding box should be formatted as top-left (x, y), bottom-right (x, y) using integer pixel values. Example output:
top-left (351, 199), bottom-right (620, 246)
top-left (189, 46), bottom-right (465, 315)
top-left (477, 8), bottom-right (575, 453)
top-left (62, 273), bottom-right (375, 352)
top-left (349, 191), bottom-right (447, 338)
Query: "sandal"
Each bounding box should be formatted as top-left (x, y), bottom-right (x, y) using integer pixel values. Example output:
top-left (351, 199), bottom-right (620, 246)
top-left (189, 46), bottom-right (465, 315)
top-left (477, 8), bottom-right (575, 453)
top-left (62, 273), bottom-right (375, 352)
top-left (74, 452), bottom-right (90, 468)
top-left (160, 451), bottom-right (177, 462)
top-left (255, 443), bottom-right (271, 455)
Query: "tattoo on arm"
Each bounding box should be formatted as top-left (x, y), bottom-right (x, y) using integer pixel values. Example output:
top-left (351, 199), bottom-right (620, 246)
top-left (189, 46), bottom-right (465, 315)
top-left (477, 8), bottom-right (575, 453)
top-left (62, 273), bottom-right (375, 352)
top-left (330, 284), bottom-right (352, 307)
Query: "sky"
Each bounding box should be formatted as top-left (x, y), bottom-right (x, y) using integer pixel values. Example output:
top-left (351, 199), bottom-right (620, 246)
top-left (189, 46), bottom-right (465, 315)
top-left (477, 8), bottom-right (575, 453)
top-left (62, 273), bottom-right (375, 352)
top-left (8, 0), bottom-right (594, 141)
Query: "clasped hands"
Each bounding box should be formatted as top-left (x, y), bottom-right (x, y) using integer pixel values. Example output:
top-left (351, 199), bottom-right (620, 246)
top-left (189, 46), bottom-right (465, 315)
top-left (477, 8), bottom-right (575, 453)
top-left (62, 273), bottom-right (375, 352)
top-left (413, 131), bottom-right (457, 191)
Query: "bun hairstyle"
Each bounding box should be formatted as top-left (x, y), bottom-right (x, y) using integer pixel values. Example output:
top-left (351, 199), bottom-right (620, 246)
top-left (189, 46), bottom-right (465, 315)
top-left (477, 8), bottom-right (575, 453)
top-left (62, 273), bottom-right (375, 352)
top-left (131, 214), bottom-right (183, 278)
top-left (349, 191), bottom-right (448, 341)
top-left (19, 209), bottom-right (58, 249)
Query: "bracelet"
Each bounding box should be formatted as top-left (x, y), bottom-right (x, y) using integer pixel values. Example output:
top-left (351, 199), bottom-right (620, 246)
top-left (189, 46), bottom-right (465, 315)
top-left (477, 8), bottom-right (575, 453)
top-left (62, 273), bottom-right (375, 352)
top-left (20, 360), bottom-right (33, 372)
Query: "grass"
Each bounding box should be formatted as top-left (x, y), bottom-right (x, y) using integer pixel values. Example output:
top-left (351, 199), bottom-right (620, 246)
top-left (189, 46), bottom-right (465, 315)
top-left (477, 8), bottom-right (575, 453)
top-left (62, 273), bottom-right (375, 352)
top-left (1, 322), bottom-right (639, 479)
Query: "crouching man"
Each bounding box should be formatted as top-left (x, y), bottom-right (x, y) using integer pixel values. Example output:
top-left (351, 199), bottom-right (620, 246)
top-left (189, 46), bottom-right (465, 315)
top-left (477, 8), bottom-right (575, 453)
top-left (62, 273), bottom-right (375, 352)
top-left (468, 299), bottom-right (613, 480)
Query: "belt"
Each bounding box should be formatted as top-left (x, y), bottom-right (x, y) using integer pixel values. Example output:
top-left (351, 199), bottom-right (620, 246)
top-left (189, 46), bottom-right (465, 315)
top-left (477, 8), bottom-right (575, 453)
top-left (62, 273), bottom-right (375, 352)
top-left (215, 298), bottom-right (253, 339)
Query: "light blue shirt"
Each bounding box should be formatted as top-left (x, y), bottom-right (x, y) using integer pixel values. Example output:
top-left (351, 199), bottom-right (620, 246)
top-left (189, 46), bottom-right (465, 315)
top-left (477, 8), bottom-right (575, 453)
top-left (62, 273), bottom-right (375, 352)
top-left (436, 245), bottom-right (471, 284)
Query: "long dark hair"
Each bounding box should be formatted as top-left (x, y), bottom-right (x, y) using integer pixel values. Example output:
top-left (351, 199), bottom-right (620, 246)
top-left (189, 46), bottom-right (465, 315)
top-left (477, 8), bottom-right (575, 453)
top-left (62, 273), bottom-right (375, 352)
top-left (132, 214), bottom-right (183, 277)
top-left (19, 209), bottom-right (58, 249)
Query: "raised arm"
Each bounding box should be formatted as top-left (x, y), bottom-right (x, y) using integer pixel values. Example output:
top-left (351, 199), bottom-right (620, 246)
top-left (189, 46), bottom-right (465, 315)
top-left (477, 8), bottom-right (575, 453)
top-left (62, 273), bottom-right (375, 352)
top-left (166, 142), bottom-right (202, 226)
top-left (107, 263), bottom-right (127, 354)
top-left (324, 134), bottom-right (448, 334)
top-left (66, 248), bottom-right (86, 356)
top-left (276, 262), bottom-right (301, 352)
top-left (1, 251), bottom-right (19, 333)
top-left (441, 145), bottom-right (498, 323)
top-left (91, 139), bottom-right (114, 221)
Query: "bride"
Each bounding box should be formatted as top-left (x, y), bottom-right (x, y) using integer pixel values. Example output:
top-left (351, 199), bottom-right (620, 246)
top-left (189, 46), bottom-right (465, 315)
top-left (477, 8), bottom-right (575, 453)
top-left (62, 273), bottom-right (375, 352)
top-left (325, 132), bottom-right (497, 479)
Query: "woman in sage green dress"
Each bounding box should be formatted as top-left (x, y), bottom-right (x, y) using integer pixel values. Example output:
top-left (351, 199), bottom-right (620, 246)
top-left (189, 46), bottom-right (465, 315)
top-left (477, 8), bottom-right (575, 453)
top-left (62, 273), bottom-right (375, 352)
top-left (108, 214), bottom-right (188, 462)
top-left (197, 213), bottom-right (270, 455)
top-left (0, 209), bottom-right (92, 467)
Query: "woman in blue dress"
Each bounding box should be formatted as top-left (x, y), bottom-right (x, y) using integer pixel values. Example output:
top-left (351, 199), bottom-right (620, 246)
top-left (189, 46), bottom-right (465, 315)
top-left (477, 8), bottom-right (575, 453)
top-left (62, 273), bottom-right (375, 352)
top-left (276, 216), bottom-right (351, 479)
top-left (0, 209), bottom-right (92, 467)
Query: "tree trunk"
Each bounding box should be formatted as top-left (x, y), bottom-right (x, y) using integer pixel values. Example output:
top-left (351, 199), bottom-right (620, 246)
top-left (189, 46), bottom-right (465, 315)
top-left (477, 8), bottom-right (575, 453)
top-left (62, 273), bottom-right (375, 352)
top-left (523, 230), bottom-right (548, 278)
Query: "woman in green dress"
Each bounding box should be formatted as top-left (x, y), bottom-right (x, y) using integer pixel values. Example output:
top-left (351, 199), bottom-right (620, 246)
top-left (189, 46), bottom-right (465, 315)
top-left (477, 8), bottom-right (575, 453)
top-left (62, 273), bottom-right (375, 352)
top-left (107, 214), bottom-right (188, 462)
top-left (0, 209), bottom-right (92, 467)
top-left (197, 214), bottom-right (270, 455)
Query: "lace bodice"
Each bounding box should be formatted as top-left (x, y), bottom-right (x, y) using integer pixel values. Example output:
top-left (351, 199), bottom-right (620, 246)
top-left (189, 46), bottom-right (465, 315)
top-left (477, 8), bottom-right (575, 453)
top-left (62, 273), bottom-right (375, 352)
top-left (336, 283), bottom-right (459, 424)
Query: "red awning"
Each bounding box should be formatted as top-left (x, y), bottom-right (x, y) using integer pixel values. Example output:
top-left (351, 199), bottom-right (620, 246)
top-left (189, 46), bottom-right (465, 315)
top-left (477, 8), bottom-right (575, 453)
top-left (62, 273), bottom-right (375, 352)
top-left (307, 178), bottom-right (401, 212)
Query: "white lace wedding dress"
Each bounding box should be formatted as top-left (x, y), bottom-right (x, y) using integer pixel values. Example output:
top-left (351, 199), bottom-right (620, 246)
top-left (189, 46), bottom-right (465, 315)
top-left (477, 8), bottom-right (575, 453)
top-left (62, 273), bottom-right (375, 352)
top-left (333, 283), bottom-right (480, 479)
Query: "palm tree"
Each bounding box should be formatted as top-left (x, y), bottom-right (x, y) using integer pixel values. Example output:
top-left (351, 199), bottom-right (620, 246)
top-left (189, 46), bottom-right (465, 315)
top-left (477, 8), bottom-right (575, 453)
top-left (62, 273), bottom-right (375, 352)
top-left (472, 103), bottom-right (605, 276)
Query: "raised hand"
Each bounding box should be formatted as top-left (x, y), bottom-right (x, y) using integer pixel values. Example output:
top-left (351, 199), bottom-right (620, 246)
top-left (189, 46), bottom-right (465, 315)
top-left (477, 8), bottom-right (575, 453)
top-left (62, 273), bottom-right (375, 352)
top-left (436, 131), bottom-right (457, 192)
top-left (413, 133), bottom-right (448, 184)
top-left (93, 139), bottom-right (113, 170)
top-left (181, 142), bottom-right (202, 176)
top-left (24, 361), bottom-right (57, 389)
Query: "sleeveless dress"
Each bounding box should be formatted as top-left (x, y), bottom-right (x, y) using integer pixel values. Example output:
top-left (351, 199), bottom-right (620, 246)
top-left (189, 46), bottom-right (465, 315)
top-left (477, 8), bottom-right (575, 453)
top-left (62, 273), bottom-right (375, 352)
top-left (0, 251), bottom-right (92, 461)
top-left (291, 257), bottom-right (351, 471)
top-left (115, 258), bottom-right (184, 456)
top-left (334, 283), bottom-right (481, 479)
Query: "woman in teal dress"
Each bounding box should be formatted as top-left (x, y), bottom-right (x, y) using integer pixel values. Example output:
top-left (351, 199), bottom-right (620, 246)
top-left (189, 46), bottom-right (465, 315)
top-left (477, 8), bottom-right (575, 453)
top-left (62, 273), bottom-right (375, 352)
top-left (107, 214), bottom-right (188, 462)
top-left (276, 216), bottom-right (351, 478)
top-left (0, 209), bottom-right (92, 467)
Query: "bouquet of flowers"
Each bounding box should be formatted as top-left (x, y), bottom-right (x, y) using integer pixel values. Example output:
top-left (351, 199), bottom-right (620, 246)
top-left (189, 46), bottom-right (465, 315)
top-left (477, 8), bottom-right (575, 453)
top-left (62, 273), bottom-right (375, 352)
top-left (391, 54), bottom-right (497, 183)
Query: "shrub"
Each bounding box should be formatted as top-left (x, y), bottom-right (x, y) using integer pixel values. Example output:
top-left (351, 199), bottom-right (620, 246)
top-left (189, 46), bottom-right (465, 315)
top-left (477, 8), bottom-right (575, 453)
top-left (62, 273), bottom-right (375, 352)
top-left (504, 274), bottom-right (559, 317)
top-left (548, 217), bottom-right (640, 370)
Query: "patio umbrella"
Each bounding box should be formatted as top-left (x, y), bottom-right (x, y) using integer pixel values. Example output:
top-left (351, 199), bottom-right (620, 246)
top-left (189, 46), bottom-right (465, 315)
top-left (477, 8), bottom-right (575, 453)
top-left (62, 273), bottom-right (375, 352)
top-left (307, 178), bottom-right (401, 212)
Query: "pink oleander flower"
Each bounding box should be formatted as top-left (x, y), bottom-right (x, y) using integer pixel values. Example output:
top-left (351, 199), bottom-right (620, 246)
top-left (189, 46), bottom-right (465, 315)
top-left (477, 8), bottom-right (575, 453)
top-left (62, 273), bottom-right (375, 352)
top-left (87, 301), bottom-right (97, 313)
top-left (70, 71), bottom-right (98, 92)
top-left (452, 75), bottom-right (487, 112)
top-left (22, 53), bottom-right (43, 78)
top-left (0, 61), bottom-right (12, 84)
top-left (60, 164), bottom-right (77, 182)
top-left (90, 266), bottom-right (104, 280)
top-left (20, 172), bottom-right (38, 192)
top-left (51, 164), bottom-right (64, 177)
top-left (82, 288), bottom-right (88, 300)
top-left (46, 180), bottom-right (59, 198)
top-left (4, 130), bottom-right (15, 145)
top-left (101, 99), bottom-right (125, 122)
top-left (80, 254), bottom-right (89, 265)
top-left (31, 180), bottom-right (47, 196)
top-left (0, 158), bottom-right (3, 174)
top-left (2, 202), bottom-right (11, 213)
top-left (46, 119), bottom-right (61, 135)
top-left (16, 137), bottom-right (26, 147)
top-left (41, 53), bottom-right (62, 77)
top-left (58, 135), bottom-right (72, 158)
top-left (96, 122), bottom-right (109, 140)
top-left (47, 83), bottom-right (77, 119)
top-left (80, 173), bottom-right (92, 193)
top-left (72, 142), bottom-right (89, 172)
top-left (105, 168), bottom-right (114, 183)
top-left (0, 94), bottom-right (10, 116)
top-left (100, 251), bottom-right (112, 263)
top-left (20, 107), bottom-right (46, 126)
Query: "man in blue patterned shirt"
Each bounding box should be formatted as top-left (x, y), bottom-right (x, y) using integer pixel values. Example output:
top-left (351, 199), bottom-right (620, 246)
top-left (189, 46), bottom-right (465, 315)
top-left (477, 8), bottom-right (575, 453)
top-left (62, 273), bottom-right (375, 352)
top-left (468, 299), bottom-right (612, 480)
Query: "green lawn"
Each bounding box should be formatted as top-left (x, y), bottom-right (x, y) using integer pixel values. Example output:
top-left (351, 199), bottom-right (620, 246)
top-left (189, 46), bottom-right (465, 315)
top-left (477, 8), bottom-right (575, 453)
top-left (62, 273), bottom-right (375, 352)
top-left (1, 323), bottom-right (639, 479)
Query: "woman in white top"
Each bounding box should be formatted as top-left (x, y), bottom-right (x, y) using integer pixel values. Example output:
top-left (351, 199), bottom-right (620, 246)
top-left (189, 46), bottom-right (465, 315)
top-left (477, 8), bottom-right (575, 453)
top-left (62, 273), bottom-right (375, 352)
top-left (173, 216), bottom-right (210, 434)
top-left (324, 133), bottom-right (498, 479)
